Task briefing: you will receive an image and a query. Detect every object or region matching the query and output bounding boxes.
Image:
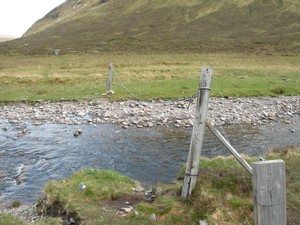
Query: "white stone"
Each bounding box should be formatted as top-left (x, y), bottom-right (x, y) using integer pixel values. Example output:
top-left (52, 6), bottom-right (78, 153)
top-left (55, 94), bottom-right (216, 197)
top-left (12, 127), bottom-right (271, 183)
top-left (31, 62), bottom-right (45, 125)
top-left (150, 213), bottom-right (157, 221)
top-left (121, 206), bottom-right (134, 213)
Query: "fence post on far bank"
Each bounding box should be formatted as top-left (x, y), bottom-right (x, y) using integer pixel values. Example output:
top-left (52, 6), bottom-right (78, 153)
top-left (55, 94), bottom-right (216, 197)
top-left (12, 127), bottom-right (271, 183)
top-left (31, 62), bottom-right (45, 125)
top-left (106, 63), bottom-right (113, 92)
top-left (181, 67), bottom-right (212, 198)
top-left (252, 160), bottom-right (286, 225)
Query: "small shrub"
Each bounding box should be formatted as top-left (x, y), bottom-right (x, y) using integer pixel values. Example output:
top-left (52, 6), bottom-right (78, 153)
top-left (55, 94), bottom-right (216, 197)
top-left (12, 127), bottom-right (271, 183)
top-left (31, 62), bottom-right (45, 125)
top-left (272, 87), bottom-right (285, 94)
top-left (10, 201), bottom-right (21, 208)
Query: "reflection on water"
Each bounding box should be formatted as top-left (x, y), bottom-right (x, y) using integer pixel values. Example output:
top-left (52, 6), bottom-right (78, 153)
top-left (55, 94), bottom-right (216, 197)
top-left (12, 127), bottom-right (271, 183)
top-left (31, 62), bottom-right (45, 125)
top-left (0, 118), bottom-right (299, 205)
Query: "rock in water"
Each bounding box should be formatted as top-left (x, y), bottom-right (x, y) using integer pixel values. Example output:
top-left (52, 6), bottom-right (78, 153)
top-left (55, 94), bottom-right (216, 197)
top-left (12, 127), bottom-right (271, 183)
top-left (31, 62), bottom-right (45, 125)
top-left (74, 129), bottom-right (83, 137)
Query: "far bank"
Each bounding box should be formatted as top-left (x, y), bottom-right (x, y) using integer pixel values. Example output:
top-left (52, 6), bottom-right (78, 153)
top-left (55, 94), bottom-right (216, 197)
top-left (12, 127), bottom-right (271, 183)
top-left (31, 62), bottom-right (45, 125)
top-left (0, 53), bottom-right (299, 102)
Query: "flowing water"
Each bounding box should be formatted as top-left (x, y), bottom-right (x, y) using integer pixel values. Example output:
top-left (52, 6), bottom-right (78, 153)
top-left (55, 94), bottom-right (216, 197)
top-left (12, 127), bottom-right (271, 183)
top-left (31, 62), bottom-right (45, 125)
top-left (0, 118), bottom-right (299, 206)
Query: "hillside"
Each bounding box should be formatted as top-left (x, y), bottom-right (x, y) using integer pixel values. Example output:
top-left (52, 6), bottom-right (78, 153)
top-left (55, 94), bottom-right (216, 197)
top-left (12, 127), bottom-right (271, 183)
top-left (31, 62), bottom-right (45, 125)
top-left (1, 0), bottom-right (300, 54)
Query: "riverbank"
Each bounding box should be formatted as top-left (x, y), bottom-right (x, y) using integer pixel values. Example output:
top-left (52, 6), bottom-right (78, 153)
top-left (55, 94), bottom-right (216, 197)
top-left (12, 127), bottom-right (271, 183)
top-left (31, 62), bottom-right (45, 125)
top-left (1, 147), bottom-right (299, 225)
top-left (0, 96), bottom-right (299, 128)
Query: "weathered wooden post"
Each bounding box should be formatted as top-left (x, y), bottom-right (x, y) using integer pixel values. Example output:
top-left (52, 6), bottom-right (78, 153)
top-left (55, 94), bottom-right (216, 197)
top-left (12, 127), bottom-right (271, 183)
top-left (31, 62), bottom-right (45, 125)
top-left (252, 160), bottom-right (286, 225)
top-left (206, 121), bottom-right (253, 175)
top-left (181, 67), bottom-right (212, 198)
top-left (106, 63), bottom-right (113, 92)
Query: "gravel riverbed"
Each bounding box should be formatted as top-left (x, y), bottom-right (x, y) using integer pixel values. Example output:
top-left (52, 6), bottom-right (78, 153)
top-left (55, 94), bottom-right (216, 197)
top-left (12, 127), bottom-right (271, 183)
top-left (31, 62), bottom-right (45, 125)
top-left (0, 96), bottom-right (299, 128)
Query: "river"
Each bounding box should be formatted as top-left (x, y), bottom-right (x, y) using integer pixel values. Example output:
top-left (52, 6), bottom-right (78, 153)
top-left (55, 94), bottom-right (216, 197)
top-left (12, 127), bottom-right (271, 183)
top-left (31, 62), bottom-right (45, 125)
top-left (0, 118), bottom-right (299, 206)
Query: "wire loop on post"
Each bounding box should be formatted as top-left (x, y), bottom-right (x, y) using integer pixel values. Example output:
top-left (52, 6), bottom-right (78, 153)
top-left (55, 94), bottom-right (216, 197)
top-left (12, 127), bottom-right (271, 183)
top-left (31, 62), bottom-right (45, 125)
top-left (199, 87), bottom-right (211, 91)
top-left (185, 173), bottom-right (198, 177)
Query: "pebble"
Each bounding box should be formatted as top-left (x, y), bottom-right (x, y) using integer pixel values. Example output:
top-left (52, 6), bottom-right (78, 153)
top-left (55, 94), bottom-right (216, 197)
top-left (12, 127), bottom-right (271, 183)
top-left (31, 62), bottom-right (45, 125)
top-left (150, 213), bottom-right (157, 221)
top-left (73, 131), bottom-right (80, 137)
top-left (134, 185), bottom-right (145, 192)
top-left (0, 172), bottom-right (7, 179)
top-left (121, 206), bottom-right (134, 213)
top-left (78, 182), bottom-right (86, 191)
top-left (155, 187), bottom-right (163, 196)
top-left (70, 217), bottom-right (76, 224)
top-left (0, 96), bottom-right (298, 128)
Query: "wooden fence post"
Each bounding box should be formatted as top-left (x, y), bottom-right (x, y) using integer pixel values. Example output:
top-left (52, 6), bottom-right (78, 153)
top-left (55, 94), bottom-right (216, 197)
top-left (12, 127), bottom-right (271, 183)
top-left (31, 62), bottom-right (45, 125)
top-left (252, 160), bottom-right (286, 225)
top-left (181, 67), bottom-right (212, 198)
top-left (206, 121), bottom-right (252, 175)
top-left (106, 63), bottom-right (113, 92)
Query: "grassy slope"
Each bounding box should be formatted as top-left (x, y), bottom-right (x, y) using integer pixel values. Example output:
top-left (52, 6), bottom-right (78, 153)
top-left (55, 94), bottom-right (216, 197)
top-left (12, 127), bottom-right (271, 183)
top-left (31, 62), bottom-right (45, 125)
top-left (1, 147), bottom-right (299, 225)
top-left (0, 0), bottom-right (299, 54)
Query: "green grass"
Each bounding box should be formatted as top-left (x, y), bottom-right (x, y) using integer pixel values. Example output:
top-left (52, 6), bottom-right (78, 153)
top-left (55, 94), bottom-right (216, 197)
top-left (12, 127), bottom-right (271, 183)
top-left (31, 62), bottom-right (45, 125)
top-left (36, 169), bottom-right (136, 225)
top-left (2, 147), bottom-right (299, 225)
top-left (0, 213), bottom-right (61, 225)
top-left (0, 53), bottom-right (299, 102)
top-left (0, 214), bottom-right (26, 225)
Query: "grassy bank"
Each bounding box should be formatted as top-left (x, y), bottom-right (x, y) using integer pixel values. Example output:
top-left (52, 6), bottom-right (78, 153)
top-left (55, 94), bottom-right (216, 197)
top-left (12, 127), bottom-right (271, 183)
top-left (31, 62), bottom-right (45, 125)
top-left (0, 214), bottom-right (60, 225)
top-left (1, 147), bottom-right (299, 225)
top-left (0, 53), bottom-right (299, 102)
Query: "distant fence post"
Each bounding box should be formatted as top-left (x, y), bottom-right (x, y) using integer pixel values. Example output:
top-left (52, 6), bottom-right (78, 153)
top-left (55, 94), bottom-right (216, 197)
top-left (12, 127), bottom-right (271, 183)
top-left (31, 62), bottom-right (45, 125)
top-left (181, 67), bottom-right (212, 198)
top-left (252, 160), bottom-right (286, 225)
top-left (106, 63), bottom-right (113, 92)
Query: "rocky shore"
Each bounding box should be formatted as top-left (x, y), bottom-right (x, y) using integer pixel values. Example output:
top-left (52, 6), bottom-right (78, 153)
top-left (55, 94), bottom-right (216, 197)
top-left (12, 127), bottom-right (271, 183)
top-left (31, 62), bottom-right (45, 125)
top-left (0, 96), bottom-right (299, 128)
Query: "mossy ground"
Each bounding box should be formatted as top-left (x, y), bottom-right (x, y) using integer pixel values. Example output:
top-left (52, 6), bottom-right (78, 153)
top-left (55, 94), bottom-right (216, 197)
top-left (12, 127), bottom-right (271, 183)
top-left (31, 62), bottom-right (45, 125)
top-left (1, 147), bottom-right (299, 225)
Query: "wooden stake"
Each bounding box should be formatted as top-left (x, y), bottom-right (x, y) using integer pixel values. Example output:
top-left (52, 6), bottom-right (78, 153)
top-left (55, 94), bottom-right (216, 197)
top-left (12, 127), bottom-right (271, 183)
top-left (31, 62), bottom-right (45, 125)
top-left (253, 160), bottom-right (286, 225)
top-left (206, 121), bottom-right (253, 175)
top-left (181, 67), bottom-right (212, 198)
top-left (106, 63), bottom-right (113, 92)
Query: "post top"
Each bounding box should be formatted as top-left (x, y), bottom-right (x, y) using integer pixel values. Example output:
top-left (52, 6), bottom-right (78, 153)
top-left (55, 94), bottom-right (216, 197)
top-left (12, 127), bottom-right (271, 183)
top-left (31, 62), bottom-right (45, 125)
top-left (253, 159), bottom-right (284, 165)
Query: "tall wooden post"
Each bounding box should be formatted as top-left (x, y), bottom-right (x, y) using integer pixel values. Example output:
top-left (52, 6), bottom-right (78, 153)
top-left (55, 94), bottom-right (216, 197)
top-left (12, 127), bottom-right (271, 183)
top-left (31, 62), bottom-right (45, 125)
top-left (181, 67), bottom-right (212, 198)
top-left (252, 160), bottom-right (286, 225)
top-left (106, 63), bottom-right (113, 92)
